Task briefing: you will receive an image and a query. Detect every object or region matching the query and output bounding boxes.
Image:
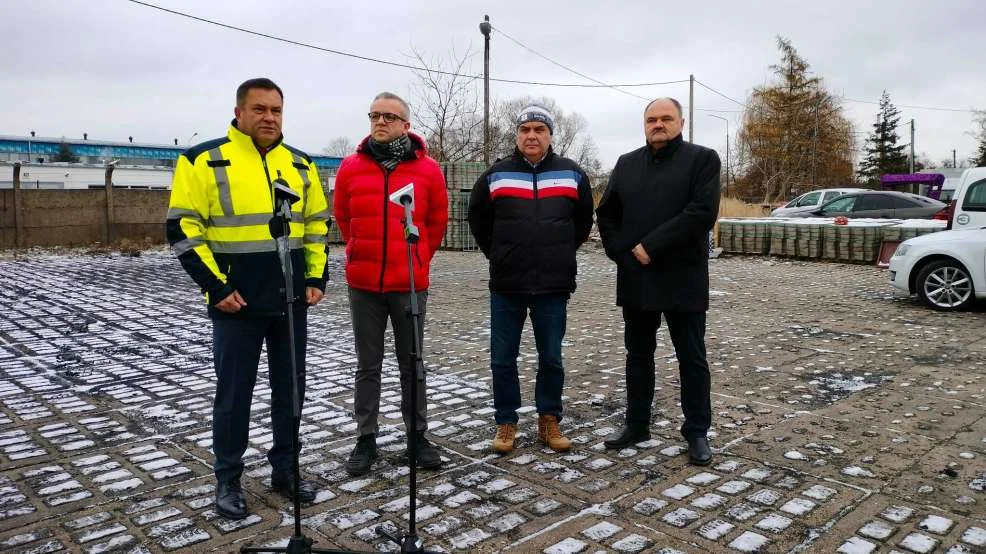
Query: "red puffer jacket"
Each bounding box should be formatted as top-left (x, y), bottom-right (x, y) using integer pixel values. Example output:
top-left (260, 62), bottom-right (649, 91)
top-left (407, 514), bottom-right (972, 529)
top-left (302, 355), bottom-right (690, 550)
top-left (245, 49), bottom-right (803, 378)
top-left (333, 133), bottom-right (449, 293)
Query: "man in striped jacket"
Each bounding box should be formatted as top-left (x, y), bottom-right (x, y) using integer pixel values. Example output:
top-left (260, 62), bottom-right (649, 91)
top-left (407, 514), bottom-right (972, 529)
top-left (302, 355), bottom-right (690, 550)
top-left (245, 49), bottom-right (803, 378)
top-left (468, 105), bottom-right (594, 455)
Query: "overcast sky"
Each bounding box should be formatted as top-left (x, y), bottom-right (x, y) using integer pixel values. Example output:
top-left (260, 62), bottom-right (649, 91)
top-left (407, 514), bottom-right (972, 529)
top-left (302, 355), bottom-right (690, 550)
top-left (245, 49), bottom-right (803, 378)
top-left (2, 0), bottom-right (983, 172)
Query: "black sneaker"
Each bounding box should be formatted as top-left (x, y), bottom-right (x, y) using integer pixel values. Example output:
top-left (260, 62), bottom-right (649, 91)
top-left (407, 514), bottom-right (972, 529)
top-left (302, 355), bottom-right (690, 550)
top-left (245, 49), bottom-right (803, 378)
top-left (404, 432), bottom-right (442, 470)
top-left (346, 434), bottom-right (377, 476)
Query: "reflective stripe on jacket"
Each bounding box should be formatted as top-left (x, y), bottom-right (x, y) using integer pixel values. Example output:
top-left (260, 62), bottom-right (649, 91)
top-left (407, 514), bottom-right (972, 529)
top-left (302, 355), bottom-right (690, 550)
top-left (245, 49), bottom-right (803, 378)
top-left (166, 121), bottom-right (330, 318)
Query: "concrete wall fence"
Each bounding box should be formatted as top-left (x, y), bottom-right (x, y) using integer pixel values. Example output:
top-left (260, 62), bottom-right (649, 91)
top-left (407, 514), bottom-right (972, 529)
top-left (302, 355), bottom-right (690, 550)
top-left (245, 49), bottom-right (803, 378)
top-left (1, 162), bottom-right (487, 250)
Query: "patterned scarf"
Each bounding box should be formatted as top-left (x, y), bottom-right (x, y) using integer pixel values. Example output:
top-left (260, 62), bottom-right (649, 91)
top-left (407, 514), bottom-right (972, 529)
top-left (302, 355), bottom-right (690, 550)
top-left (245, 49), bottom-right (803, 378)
top-left (367, 134), bottom-right (412, 171)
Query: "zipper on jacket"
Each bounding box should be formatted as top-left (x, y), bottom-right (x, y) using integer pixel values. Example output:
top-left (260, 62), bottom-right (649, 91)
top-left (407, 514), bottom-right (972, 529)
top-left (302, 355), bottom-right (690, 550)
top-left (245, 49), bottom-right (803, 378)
top-left (532, 169), bottom-right (540, 291)
top-left (260, 149), bottom-right (290, 311)
top-left (378, 165), bottom-right (391, 293)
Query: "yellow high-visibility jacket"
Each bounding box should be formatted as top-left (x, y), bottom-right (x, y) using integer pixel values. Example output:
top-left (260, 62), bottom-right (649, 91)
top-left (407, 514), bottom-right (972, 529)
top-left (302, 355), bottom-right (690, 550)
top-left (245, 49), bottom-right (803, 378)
top-left (166, 122), bottom-right (330, 318)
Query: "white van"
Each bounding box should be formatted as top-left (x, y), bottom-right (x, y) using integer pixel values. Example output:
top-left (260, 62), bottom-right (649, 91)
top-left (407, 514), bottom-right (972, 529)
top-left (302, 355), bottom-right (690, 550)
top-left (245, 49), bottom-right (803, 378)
top-left (947, 167), bottom-right (986, 230)
top-left (770, 187), bottom-right (865, 217)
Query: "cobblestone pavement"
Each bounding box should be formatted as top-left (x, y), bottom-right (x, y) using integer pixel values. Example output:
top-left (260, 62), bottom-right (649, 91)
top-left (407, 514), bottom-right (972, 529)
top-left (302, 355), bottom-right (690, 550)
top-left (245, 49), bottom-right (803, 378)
top-left (1, 245), bottom-right (984, 553)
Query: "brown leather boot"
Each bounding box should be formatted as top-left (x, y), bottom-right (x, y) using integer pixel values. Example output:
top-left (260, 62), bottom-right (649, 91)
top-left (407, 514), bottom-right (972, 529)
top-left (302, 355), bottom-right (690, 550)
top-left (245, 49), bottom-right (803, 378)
top-left (491, 423), bottom-right (517, 454)
top-left (537, 415), bottom-right (572, 452)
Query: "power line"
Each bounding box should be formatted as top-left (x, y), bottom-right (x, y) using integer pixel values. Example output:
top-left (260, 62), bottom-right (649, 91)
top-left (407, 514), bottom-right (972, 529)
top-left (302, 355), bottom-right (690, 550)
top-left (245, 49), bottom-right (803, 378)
top-left (694, 79), bottom-right (749, 108)
top-left (489, 24), bottom-right (650, 101)
top-left (125, 0), bottom-right (687, 90)
top-left (842, 97), bottom-right (979, 114)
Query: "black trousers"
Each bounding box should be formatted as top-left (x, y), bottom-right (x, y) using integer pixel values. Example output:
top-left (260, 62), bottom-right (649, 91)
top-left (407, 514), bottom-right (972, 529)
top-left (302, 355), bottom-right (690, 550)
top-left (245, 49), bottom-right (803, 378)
top-left (211, 310), bottom-right (307, 482)
top-left (622, 308), bottom-right (711, 439)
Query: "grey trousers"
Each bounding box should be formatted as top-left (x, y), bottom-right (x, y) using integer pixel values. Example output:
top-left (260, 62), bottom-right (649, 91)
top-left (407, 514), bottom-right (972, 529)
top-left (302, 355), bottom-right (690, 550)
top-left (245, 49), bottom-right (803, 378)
top-left (348, 287), bottom-right (429, 437)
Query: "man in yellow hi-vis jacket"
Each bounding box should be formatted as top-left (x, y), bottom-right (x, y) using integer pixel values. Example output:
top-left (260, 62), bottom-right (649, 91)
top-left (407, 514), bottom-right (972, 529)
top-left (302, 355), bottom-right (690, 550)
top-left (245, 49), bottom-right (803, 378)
top-left (165, 78), bottom-right (329, 520)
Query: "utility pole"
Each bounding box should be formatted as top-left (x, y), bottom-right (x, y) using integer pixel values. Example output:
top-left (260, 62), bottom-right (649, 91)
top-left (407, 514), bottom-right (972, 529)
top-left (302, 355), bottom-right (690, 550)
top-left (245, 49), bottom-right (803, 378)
top-left (811, 96), bottom-right (822, 188)
top-left (480, 15), bottom-right (492, 166)
top-left (909, 118), bottom-right (915, 174)
top-left (688, 74), bottom-right (694, 142)
top-left (953, 149), bottom-right (957, 168)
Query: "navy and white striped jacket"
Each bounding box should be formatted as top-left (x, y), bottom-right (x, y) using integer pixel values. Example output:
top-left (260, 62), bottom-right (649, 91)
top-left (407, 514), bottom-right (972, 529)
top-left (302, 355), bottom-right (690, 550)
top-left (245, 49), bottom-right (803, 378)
top-left (468, 148), bottom-right (594, 294)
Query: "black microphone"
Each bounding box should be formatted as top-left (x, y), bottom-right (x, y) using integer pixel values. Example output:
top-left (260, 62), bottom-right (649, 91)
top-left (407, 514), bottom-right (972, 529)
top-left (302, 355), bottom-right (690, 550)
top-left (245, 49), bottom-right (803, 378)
top-left (270, 171), bottom-right (301, 239)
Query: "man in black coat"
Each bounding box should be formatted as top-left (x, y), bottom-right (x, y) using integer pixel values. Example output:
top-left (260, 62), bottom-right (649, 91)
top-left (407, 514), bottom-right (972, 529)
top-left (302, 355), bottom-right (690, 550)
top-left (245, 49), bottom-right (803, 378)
top-left (468, 105), bottom-right (594, 455)
top-left (595, 97), bottom-right (721, 465)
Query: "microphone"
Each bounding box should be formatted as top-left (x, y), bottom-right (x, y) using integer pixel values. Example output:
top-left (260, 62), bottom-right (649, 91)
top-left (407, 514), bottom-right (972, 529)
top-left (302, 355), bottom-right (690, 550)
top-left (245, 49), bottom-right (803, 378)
top-left (270, 171), bottom-right (301, 239)
top-left (388, 182), bottom-right (419, 243)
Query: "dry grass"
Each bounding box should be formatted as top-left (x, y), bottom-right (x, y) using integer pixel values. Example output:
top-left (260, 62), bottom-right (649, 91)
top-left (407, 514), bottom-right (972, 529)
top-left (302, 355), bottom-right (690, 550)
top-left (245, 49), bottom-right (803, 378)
top-left (713, 197), bottom-right (770, 247)
top-left (719, 197), bottom-right (770, 218)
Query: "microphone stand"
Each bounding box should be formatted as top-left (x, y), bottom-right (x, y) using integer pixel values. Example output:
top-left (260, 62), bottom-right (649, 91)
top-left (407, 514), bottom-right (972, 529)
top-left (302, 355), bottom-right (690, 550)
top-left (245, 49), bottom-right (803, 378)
top-left (240, 177), bottom-right (365, 554)
top-left (375, 196), bottom-right (440, 554)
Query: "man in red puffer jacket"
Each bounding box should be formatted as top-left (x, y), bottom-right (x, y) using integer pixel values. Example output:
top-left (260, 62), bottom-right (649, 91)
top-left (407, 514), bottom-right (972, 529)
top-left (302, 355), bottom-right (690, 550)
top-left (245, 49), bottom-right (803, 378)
top-left (333, 91), bottom-right (449, 476)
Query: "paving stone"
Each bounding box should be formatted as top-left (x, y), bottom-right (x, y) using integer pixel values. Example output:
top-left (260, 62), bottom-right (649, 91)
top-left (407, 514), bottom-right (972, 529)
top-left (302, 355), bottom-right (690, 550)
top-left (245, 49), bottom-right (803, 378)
top-left (661, 508), bottom-right (700, 528)
top-left (897, 532), bottom-right (939, 553)
top-left (858, 519), bottom-right (896, 540)
top-left (610, 533), bottom-right (652, 553)
top-left (917, 514), bottom-right (954, 535)
top-left (696, 519), bottom-right (734, 541)
top-left (961, 526), bottom-right (986, 546)
top-left (779, 497), bottom-right (816, 516)
top-left (690, 493), bottom-right (727, 510)
top-left (728, 531), bottom-right (770, 552)
top-left (631, 497), bottom-right (667, 516)
top-left (881, 505), bottom-right (916, 523)
top-left (661, 484), bottom-right (696, 500)
top-left (487, 512), bottom-right (525, 533)
top-left (755, 513), bottom-right (793, 533)
top-left (543, 537), bottom-right (587, 554)
top-left (837, 536), bottom-right (878, 554)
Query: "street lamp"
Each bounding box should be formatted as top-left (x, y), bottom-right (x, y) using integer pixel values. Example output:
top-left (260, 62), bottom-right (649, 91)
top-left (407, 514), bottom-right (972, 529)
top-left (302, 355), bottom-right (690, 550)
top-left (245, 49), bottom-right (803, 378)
top-left (187, 132), bottom-right (198, 146)
top-left (708, 115), bottom-right (730, 196)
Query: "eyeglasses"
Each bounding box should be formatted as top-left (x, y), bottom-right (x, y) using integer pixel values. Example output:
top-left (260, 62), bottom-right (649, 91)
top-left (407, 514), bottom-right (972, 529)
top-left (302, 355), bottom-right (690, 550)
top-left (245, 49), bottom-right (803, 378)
top-left (368, 112), bottom-right (406, 123)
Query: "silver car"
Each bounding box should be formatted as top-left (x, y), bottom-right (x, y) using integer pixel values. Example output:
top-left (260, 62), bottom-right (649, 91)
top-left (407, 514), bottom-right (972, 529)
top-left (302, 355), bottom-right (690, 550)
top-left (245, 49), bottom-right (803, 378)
top-left (798, 191), bottom-right (946, 219)
top-left (771, 188), bottom-right (865, 217)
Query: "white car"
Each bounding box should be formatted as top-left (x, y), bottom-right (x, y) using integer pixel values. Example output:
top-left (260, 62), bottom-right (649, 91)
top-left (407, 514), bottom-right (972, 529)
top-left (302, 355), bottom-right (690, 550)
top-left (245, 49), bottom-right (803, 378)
top-left (889, 228), bottom-right (986, 311)
top-left (946, 166), bottom-right (986, 230)
top-left (771, 188), bottom-right (866, 217)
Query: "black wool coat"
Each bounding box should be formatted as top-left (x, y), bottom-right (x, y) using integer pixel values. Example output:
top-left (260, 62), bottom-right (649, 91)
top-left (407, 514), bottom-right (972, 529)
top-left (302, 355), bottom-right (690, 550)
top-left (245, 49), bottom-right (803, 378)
top-left (596, 134), bottom-right (721, 312)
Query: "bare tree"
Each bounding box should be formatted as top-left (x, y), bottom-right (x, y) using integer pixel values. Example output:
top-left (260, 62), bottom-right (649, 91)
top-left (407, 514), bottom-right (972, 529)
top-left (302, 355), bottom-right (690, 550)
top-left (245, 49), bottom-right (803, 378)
top-left (322, 136), bottom-right (355, 157)
top-left (490, 96), bottom-right (602, 175)
top-left (406, 46), bottom-right (484, 163)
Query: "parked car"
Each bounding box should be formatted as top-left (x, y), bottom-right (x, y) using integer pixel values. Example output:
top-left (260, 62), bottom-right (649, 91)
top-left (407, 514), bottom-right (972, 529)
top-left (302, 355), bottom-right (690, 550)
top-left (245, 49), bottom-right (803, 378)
top-left (770, 188), bottom-right (864, 217)
top-left (944, 166), bottom-right (986, 230)
top-left (792, 191), bottom-right (946, 219)
top-left (889, 228), bottom-right (986, 310)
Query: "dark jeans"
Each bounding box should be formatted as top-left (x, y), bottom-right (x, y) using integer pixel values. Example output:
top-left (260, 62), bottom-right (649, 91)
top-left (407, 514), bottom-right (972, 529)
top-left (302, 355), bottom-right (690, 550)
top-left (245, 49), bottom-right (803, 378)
top-left (212, 310), bottom-right (307, 483)
top-left (490, 292), bottom-right (568, 425)
top-left (622, 308), bottom-right (711, 439)
top-left (348, 287), bottom-right (429, 437)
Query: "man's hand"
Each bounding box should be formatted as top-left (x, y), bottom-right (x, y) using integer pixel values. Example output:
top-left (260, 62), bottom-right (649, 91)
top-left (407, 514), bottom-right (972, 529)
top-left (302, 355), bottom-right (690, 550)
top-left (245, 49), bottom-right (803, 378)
top-left (632, 244), bottom-right (651, 265)
top-left (216, 290), bottom-right (247, 313)
top-left (306, 286), bottom-right (324, 306)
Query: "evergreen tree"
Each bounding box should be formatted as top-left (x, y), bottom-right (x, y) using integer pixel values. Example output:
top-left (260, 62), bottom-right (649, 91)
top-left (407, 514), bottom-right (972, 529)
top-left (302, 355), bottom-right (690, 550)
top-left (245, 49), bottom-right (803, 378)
top-left (53, 142), bottom-right (80, 163)
top-left (971, 110), bottom-right (986, 167)
top-left (735, 37), bottom-right (855, 202)
top-left (857, 91), bottom-right (909, 183)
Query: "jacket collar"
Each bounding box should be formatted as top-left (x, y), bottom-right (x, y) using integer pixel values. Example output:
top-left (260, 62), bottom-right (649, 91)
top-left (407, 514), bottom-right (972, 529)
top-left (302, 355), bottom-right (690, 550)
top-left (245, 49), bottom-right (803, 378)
top-left (229, 119), bottom-right (283, 153)
top-left (512, 145), bottom-right (555, 168)
top-left (649, 133), bottom-right (683, 161)
top-left (356, 131), bottom-right (428, 159)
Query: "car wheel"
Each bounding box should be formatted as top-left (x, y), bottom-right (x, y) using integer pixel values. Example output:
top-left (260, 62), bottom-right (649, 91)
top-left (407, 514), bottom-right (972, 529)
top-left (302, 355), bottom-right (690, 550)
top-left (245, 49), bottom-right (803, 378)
top-left (915, 260), bottom-right (975, 311)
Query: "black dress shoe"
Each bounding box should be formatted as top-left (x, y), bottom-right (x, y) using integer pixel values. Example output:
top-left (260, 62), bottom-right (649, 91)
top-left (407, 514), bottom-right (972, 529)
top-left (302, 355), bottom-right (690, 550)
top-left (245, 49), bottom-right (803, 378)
top-left (271, 471), bottom-right (317, 503)
top-left (687, 436), bottom-right (713, 466)
top-left (346, 434), bottom-right (377, 476)
top-left (216, 479), bottom-right (248, 520)
top-left (404, 432), bottom-right (443, 470)
top-left (603, 425), bottom-right (650, 450)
